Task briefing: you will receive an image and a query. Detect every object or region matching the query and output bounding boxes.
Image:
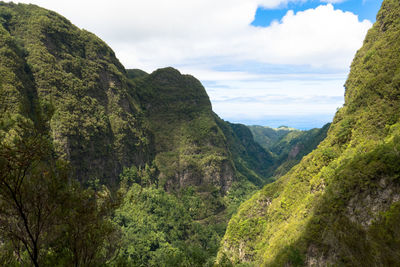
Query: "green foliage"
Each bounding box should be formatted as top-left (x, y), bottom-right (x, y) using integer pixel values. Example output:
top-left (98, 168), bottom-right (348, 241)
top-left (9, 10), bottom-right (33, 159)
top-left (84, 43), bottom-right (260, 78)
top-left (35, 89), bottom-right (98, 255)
top-left (126, 68), bottom-right (148, 80)
top-left (0, 112), bottom-right (118, 266)
top-left (114, 183), bottom-right (224, 266)
top-left (248, 123), bottom-right (330, 177)
top-left (218, 0), bottom-right (400, 265)
top-left (0, 2), bottom-right (152, 186)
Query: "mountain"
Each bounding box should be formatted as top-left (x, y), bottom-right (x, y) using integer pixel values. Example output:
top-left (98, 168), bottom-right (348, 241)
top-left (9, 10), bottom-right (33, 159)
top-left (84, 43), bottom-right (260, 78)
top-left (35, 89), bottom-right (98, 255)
top-left (218, 121), bottom-right (275, 186)
top-left (248, 125), bottom-right (297, 151)
top-left (0, 2), bottom-right (273, 192)
top-left (3, 0), bottom-right (390, 266)
top-left (132, 67), bottom-right (237, 192)
top-left (218, 0), bottom-right (400, 265)
top-left (0, 2), bottom-right (281, 265)
top-left (0, 2), bottom-right (153, 187)
top-left (248, 124), bottom-right (330, 177)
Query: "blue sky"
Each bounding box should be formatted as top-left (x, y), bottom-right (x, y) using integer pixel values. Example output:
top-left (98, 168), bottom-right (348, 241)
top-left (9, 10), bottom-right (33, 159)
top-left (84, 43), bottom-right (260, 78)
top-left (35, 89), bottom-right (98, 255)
top-left (13, 0), bottom-right (383, 129)
top-left (252, 0), bottom-right (382, 27)
top-left (228, 0), bottom-right (383, 129)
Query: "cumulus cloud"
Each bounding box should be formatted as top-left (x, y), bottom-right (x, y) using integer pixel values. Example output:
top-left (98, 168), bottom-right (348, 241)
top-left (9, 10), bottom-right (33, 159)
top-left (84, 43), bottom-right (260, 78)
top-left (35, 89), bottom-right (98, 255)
top-left (244, 5), bottom-right (371, 68)
top-left (11, 1), bottom-right (371, 71)
top-left (9, 0), bottom-right (373, 127)
top-left (320, 0), bottom-right (347, 3)
top-left (257, 0), bottom-right (307, 9)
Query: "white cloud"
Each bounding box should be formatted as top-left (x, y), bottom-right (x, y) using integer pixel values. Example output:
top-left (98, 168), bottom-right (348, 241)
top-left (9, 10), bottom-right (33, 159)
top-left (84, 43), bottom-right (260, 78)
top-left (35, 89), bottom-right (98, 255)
top-left (320, 0), bottom-right (347, 4)
top-left (113, 4), bottom-right (371, 71)
top-left (205, 72), bottom-right (346, 119)
top-left (257, 0), bottom-right (307, 9)
top-left (8, 0), bottom-right (373, 127)
top-left (10, 1), bottom-right (371, 71)
top-left (242, 5), bottom-right (371, 68)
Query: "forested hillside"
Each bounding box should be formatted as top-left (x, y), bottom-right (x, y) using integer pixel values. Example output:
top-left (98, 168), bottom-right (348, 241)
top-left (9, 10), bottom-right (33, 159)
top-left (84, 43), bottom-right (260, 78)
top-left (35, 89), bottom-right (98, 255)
top-left (3, 0), bottom-right (394, 266)
top-left (248, 125), bottom-right (297, 151)
top-left (218, 0), bottom-right (400, 265)
top-left (0, 2), bottom-right (153, 187)
top-left (0, 2), bottom-right (325, 265)
top-left (248, 124), bottom-right (330, 177)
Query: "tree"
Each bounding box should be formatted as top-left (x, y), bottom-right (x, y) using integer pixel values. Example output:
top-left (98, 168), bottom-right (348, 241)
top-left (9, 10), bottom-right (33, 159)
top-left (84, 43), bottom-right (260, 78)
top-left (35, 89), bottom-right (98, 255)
top-left (0, 114), bottom-right (119, 266)
top-left (0, 114), bottom-right (61, 266)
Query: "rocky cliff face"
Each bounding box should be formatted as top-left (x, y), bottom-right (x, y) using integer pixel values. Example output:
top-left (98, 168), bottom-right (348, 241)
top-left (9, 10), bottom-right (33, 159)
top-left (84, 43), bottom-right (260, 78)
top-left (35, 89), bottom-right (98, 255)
top-left (0, 2), bottom-right (153, 186)
top-left (132, 67), bottom-right (235, 192)
top-left (218, 0), bottom-right (400, 265)
top-left (131, 67), bottom-right (276, 193)
top-left (0, 2), bottom-right (277, 193)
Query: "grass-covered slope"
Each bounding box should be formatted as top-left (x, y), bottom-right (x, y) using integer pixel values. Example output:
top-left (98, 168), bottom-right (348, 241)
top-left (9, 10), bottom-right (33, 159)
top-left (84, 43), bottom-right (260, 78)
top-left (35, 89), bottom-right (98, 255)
top-left (218, 0), bottom-right (400, 265)
top-left (0, 2), bottom-right (152, 186)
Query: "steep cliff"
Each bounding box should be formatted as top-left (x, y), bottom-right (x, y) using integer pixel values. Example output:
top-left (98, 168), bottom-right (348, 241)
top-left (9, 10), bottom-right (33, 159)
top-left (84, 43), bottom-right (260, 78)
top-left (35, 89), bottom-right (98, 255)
top-left (0, 2), bottom-right (343, 265)
top-left (0, 2), bottom-right (152, 186)
top-left (0, 1), bottom-right (278, 192)
top-left (132, 67), bottom-right (235, 192)
top-left (218, 0), bottom-right (400, 265)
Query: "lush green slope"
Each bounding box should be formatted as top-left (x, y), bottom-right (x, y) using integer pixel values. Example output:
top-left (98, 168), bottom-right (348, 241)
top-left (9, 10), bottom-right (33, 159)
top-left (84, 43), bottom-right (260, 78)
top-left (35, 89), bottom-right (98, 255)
top-left (218, 0), bottom-right (400, 265)
top-left (126, 68), bottom-right (148, 80)
top-left (248, 124), bottom-right (330, 177)
top-left (133, 67), bottom-right (235, 192)
top-left (248, 125), bottom-right (297, 151)
top-left (0, 3), bottom-right (281, 265)
top-left (271, 124), bottom-right (330, 177)
top-left (0, 2), bottom-right (152, 186)
top-left (128, 67), bottom-right (276, 192)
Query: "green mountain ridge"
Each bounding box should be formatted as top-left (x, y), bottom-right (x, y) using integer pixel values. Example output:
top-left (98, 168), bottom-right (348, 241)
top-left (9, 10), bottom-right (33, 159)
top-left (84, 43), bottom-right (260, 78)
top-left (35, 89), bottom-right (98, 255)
top-left (217, 0), bottom-right (400, 265)
top-left (248, 125), bottom-right (298, 151)
top-left (0, 2), bottom-right (326, 265)
top-left (2, 0), bottom-right (396, 266)
top-left (248, 124), bottom-right (330, 177)
top-left (0, 2), bottom-right (273, 194)
top-left (0, 2), bottom-right (153, 187)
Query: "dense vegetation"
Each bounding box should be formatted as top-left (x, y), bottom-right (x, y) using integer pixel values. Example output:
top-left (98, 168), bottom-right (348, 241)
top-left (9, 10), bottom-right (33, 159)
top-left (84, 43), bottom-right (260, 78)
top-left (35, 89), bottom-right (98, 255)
top-left (114, 172), bottom-right (226, 266)
top-left (3, 0), bottom-right (397, 266)
top-left (248, 124), bottom-right (330, 177)
top-left (218, 0), bottom-right (400, 265)
top-left (0, 102), bottom-right (118, 266)
top-left (0, 1), bottom-right (152, 187)
top-left (248, 125), bottom-right (297, 151)
top-left (0, 2), bottom-right (319, 265)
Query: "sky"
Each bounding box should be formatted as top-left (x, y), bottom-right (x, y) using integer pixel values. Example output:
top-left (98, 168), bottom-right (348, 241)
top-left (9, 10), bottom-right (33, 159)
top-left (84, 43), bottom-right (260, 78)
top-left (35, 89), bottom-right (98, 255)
top-left (9, 0), bottom-right (383, 129)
